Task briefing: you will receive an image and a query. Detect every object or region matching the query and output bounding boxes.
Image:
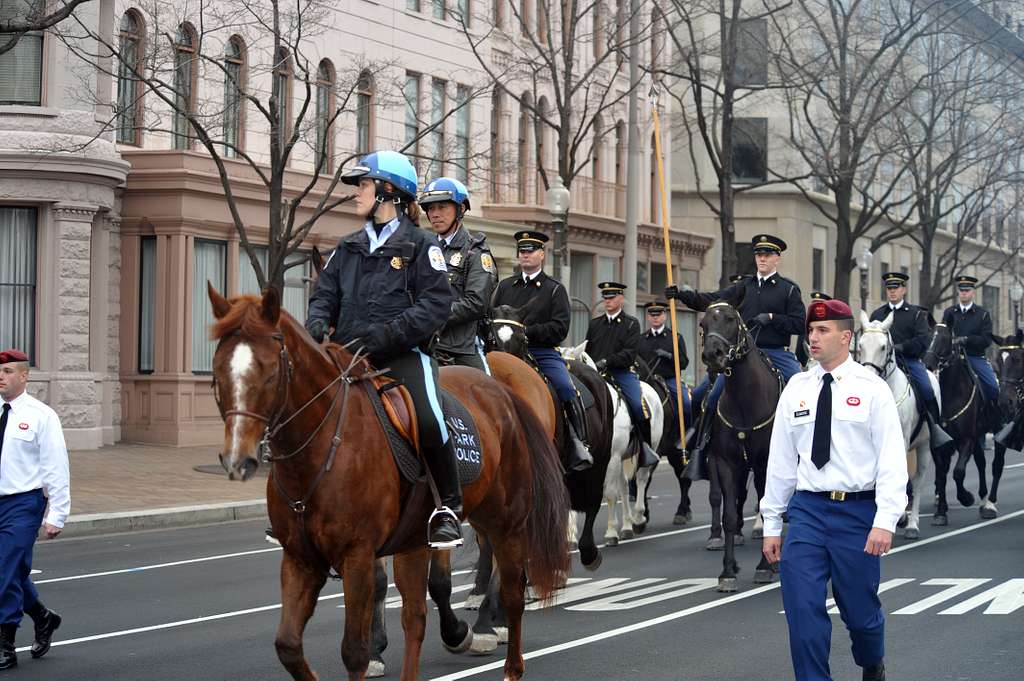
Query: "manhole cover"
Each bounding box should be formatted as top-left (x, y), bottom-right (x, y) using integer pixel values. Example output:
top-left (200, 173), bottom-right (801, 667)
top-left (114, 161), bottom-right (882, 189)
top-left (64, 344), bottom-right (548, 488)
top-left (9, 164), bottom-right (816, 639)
top-left (193, 464), bottom-right (268, 477)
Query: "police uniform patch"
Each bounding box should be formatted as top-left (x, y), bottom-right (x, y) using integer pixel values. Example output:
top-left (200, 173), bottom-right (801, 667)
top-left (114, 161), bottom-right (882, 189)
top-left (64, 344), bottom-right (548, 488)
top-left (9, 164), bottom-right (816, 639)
top-left (390, 256), bottom-right (404, 270)
top-left (450, 252), bottom-right (463, 267)
top-left (428, 245), bottom-right (447, 272)
top-left (481, 253), bottom-right (496, 274)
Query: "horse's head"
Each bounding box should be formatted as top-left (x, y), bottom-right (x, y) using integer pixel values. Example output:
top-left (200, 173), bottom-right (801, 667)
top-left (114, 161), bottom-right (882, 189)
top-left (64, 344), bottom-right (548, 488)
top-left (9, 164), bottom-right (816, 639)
top-left (923, 322), bottom-right (953, 372)
top-left (208, 283), bottom-right (291, 481)
top-left (489, 304), bottom-right (530, 357)
top-left (700, 301), bottom-right (748, 374)
top-left (856, 309), bottom-right (894, 377)
top-left (995, 329), bottom-right (1024, 418)
top-left (559, 340), bottom-right (596, 369)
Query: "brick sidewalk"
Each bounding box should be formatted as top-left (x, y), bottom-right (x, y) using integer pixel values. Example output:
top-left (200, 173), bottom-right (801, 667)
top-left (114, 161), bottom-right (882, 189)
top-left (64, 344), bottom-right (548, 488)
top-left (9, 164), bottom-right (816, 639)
top-left (68, 443), bottom-right (266, 515)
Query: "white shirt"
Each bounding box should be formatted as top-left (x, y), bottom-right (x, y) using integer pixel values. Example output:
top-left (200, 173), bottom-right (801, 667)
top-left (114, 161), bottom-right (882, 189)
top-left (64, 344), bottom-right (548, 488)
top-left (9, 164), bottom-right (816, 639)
top-left (606, 309), bottom-right (622, 323)
top-left (522, 270), bottom-right (540, 284)
top-left (363, 217), bottom-right (401, 254)
top-left (762, 356), bottom-right (908, 536)
top-left (890, 300), bottom-right (904, 311)
top-left (758, 270), bottom-right (778, 286)
top-left (0, 392), bottom-right (71, 528)
top-left (649, 325), bottom-right (666, 335)
top-left (960, 303), bottom-right (973, 313)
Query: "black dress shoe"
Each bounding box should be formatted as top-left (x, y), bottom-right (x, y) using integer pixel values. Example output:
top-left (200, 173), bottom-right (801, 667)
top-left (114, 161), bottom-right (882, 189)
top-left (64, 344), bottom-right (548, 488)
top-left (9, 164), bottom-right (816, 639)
top-left (863, 661), bottom-right (885, 681)
top-left (428, 510), bottom-right (464, 549)
top-left (31, 609), bottom-right (61, 659)
top-left (0, 624), bottom-right (17, 670)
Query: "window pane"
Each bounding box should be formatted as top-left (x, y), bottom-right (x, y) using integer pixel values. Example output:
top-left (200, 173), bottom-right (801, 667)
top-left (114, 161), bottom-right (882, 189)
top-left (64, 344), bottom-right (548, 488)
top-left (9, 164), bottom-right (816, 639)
top-left (428, 79), bottom-right (446, 179)
top-left (735, 18), bottom-right (768, 86)
top-left (283, 259), bottom-right (309, 324)
top-left (433, 0), bottom-right (445, 19)
top-left (116, 33), bottom-right (138, 143)
top-left (0, 33), bottom-right (43, 105)
top-left (455, 85), bottom-right (470, 183)
top-left (732, 118), bottom-right (767, 184)
top-left (650, 262), bottom-right (668, 295)
top-left (223, 58), bottom-right (241, 158)
top-left (138, 237), bottom-right (156, 372)
top-left (192, 240), bottom-right (226, 372)
top-left (173, 45), bottom-right (192, 149)
top-left (407, 0), bottom-right (421, 9)
top-left (569, 252), bottom-right (595, 347)
top-left (0, 207), bottom-right (37, 361)
top-left (812, 248), bottom-right (823, 291)
top-left (404, 73), bottom-right (420, 164)
top-left (316, 82), bottom-right (331, 171)
top-left (238, 246), bottom-right (269, 295)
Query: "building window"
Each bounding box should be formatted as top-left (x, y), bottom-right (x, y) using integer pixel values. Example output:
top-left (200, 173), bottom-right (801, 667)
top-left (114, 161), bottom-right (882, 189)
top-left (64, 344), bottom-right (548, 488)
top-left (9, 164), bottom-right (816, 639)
top-left (734, 18), bottom-right (768, 87)
top-left (273, 48), bottom-right (293, 152)
top-left (593, 2), bottom-right (604, 59)
top-left (517, 94), bottom-right (531, 203)
top-left (494, 0), bottom-right (505, 27)
top-left (173, 23), bottom-right (197, 150)
top-left (116, 11), bottom-right (143, 144)
top-left (535, 95), bottom-right (547, 199)
top-left (650, 262), bottom-right (669, 296)
top-left (315, 59), bottom-right (335, 173)
top-left (636, 261), bottom-right (649, 292)
top-left (732, 117), bottom-right (768, 184)
top-left (0, 1), bottom-right (43, 106)
top-left (138, 236), bottom-right (156, 373)
top-left (454, 85), bottom-right (470, 183)
top-left (0, 207), bottom-right (37, 361)
top-left (521, 0), bottom-right (532, 37)
top-left (490, 87), bottom-right (504, 201)
top-left (455, 0), bottom-right (470, 24)
top-left (649, 133), bottom-right (659, 223)
top-left (650, 9), bottom-right (662, 73)
top-left (433, 0), bottom-right (446, 20)
top-left (407, 0), bottom-right (421, 10)
top-left (239, 246), bottom-right (310, 323)
top-left (223, 36), bottom-right (245, 159)
top-left (812, 248), bottom-right (823, 291)
top-left (983, 285), bottom-right (1001, 332)
top-left (569, 252), bottom-right (596, 346)
top-left (427, 78), bottom-right (446, 180)
top-left (192, 240), bottom-right (226, 373)
top-left (405, 72), bottom-right (421, 170)
top-left (356, 70), bottom-right (375, 155)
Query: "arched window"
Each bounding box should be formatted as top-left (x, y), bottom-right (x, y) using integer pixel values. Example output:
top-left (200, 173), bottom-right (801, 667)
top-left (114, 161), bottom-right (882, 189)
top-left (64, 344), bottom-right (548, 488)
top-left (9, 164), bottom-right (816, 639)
top-left (172, 23), bottom-right (197, 150)
top-left (273, 47), bottom-right (292, 152)
top-left (615, 120), bottom-right (626, 185)
top-left (355, 70), bottom-right (375, 155)
top-left (489, 87), bottom-right (504, 202)
top-left (517, 92), bottom-right (533, 203)
top-left (315, 59), bottom-right (335, 173)
top-left (535, 96), bottom-right (548, 200)
top-left (223, 36), bottom-right (246, 158)
top-left (592, 114), bottom-right (604, 182)
top-left (116, 10), bottom-right (143, 145)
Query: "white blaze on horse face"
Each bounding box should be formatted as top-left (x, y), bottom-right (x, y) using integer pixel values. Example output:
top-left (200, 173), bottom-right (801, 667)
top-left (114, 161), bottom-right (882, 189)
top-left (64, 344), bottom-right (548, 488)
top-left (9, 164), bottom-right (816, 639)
top-left (497, 325), bottom-right (514, 344)
top-left (229, 342), bottom-right (255, 458)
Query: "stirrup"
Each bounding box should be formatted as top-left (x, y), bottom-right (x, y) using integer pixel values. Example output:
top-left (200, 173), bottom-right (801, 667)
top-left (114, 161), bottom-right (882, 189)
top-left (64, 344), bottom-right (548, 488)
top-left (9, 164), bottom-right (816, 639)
top-left (427, 507), bottom-right (464, 549)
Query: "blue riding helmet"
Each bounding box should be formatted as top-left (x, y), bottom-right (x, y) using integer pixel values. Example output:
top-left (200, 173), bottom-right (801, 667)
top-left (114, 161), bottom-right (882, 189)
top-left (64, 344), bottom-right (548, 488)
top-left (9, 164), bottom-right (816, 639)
top-left (341, 150), bottom-right (419, 202)
top-left (419, 177), bottom-right (471, 211)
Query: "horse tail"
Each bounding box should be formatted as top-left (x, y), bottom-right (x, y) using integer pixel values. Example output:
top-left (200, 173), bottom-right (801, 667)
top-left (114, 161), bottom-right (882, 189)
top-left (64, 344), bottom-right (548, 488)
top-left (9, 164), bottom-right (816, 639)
top-left (506, 388), bottom-right (570, 603)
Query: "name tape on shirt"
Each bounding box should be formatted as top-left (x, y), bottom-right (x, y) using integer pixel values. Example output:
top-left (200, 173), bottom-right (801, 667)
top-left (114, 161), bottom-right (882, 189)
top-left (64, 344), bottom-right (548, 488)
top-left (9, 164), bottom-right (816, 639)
top-left (793, 409), bottom-right (810, 418)
top-left (428, 245), bottom-right (448, 272)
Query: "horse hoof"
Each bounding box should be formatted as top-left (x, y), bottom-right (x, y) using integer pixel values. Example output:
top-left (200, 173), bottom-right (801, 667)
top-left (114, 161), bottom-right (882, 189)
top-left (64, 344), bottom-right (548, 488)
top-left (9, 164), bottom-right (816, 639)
top-left (582, 550), bottom-right (603, 571)
top-left (957, 490), bottom-right (975, 507)
top-left (931, 514), bottom-right (948, 526)
top-left (469, 631), bottom-right (498, 655)
top-left (897, 513), bottom-right (909, 529)
top-left (752, 528), bottom-right (763, 540)
top-left (717, 577), bottom-right (738, 593)
top-left (673, 514), bottom-right (688, 526)
top-left (464, 593), bottom-right (485, 610)
top-left (621, 528), bottom-right (635, 540)
top-left (733, 533), bottom-right (745, 547)
top-left (568, 541), bottom-right (578, 552)
top-left (605, 536), bottom-right (619, 547)
top-left (754, 569), bottom-right (774, 584)
top-left (443, 622), bottom-right (474, 655)
top-left (366, 660), bottom-right (386, 678)
top-left (706, 537), bottom-right (725, 551)
top-left (633, 521), bottom-right (648, 535)
top-left (495, 626), bottom-right (509, 644)
top-left (903, 527), bottom-right (919, 540)
top-left (980, 506), bottom-right (998, 520)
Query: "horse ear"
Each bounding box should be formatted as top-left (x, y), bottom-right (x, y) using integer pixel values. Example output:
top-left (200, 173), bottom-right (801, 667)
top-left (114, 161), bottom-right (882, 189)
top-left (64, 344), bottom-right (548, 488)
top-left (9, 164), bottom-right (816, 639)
top-left (262, 286), bottom-right (282, 324)
top-left (880, 311), bottom-right (894, 331)
top-left (310, 245), bottom-right (325, 277)
top-left (208, 281), bottom-right (232, 319)
top-left (859, 309), bottom-right (871, 329)
top-left (990, 333), bottom-right (1004, 346)
top-left (728, 285), bottom-right (746, 310)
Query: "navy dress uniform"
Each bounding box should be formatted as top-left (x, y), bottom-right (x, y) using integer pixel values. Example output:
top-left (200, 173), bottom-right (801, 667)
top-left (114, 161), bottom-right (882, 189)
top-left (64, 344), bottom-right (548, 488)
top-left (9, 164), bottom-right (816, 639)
top-left (941, 275), bottom-right (999, 435)
top-left (585, 282), bottom-right (658, 466)
top-left (490, 231), bottom-right (592, 471)
top-left (305, 150), bottom-right (463, 549)
top-left (0, 349), bottom-right (68, 669)
top-left (419, 178), bottom-right (497, 374)
top-left (763, 300), bottom-right (908, 681)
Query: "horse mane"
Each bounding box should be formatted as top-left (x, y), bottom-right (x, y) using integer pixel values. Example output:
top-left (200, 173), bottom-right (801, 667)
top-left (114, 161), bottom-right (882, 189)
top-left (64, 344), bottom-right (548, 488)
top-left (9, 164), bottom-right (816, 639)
top-left (209, 295), bottom-right (277, 340)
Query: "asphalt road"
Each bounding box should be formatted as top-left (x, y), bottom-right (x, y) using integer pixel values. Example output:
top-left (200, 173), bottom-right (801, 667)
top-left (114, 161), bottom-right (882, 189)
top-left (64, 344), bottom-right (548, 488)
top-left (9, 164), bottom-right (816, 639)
top-left (13, 454), bottom-right (1024, 681)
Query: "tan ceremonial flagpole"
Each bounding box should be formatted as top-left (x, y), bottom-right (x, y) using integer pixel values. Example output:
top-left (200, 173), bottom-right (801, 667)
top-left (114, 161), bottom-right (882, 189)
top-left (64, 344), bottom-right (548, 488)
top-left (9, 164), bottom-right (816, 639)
top-left (649, 88), bottom-right (687, 459)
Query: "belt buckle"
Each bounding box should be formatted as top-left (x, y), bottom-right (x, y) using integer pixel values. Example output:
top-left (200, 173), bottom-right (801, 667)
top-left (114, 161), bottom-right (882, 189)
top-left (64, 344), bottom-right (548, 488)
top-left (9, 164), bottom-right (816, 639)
top-left (828, 491), bottom-right (847, 502)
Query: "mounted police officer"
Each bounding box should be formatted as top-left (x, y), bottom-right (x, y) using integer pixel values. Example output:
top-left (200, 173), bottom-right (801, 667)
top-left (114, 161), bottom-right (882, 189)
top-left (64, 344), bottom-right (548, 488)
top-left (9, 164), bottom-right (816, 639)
top-left (941, 275), bottom-right (1000, 440)
top-left (870, 272), bottom-right (953, 455)
top-left (305, 150), bottom-right (463, 550)
top-left (419, 177), bottom-right (497, 373)
top-left (490, 231), bottom-right (593, 471)
top-left (586, 282), bottom-right (659, 467)
top-left (665, 234), bottom-right (806, 463)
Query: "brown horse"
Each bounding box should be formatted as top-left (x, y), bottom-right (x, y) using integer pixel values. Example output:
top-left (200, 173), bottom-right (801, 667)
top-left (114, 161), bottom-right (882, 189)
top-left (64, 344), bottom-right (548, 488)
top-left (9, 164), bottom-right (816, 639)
top-left (208, 285), bottom-right (569, 681)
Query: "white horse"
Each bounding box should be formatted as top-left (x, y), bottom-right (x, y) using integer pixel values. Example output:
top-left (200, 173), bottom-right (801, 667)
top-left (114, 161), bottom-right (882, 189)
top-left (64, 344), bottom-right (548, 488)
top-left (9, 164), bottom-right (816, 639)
top-left (560, 341), bottom-right (664, 545)
top-left (857, 310), bottom-right (934, 539)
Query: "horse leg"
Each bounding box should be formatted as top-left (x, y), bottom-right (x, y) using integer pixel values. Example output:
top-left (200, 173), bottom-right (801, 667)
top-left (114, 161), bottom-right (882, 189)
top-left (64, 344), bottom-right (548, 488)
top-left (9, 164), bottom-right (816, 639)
top-left (491, 535), bottom-right (527, 681)
top-left (578, 507), bottom-right (602, 570)
top-left (470, 560), bottom-right (505, 654)
top-left (428, 549), bottom-right (473, 654)
top-left (931, 445), bottom-right (950, 526)
top-left (340, 552), bottom-right (380, 681)
top-left (603, 454), bottom-right (624, 545)
top-left (952, 440), bottom-right (976, 507)
top-left (904, 445), bottom-right (928, 539)
top-left (717, 460), bottom-right (739, 592)
top-left (275, 552), bottom-right (328, 681)
top-left (631, 462), bottom-right (654, 534)
top-left (706, 464), bottom-right (724, 551)
top-left (465, 532), bottom-right (493, 610)
top-left (567, 510), bottom-right (579, 552)
top-left (393, 548), bottom-right (431, 681)
top-left (667, 448), bottom-right (693, 524)
top-left (974, 442), bottom-right (989, 504)
top-left (733, 471), bottom-right (748, 546)
top-left (368, 558), bottom-right (389, 677)
top-left (981, 443), bottom-right (1004, 519)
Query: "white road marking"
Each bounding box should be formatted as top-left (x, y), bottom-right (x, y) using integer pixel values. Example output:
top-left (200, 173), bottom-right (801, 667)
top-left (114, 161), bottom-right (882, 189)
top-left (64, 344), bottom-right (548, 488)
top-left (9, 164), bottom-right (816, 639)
top-left (939, 578), bottom-right (1024, 615)
top-left (34, 548), bottom-right (283, 584)
top-left (891, 578), bottom-right (992, 615)
top-left (1005, 462), bottom-right (1024, 469)
top-left (824, 578), bottom-right (915, 614)
top-left (427, 508), bottom-right (1024, 681)
top-left (569, 578), bottom-right (718, 611)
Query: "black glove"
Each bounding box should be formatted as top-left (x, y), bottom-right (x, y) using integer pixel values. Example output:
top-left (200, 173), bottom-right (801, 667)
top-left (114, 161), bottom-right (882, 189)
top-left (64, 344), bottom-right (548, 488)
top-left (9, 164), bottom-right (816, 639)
top-left (664, 284), bottom-right (680, 300)
top-left (595, 359), bottom-right (608, 373)
top-left (306, 318), bottom-right (329, 343)
top-left (752, 312), bottom-right (772, 326)
top-left (655, 349), bottom-right (673, 360)
top-left (359, 323), bottom-right (394, 356)
top-left (894, 342), bottom-right (906, 355)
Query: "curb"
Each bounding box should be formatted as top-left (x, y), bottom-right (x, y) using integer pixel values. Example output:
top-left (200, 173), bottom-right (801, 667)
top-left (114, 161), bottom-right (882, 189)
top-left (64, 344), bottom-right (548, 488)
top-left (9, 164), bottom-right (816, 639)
top-left (57, 499), bottom-right (268, 537)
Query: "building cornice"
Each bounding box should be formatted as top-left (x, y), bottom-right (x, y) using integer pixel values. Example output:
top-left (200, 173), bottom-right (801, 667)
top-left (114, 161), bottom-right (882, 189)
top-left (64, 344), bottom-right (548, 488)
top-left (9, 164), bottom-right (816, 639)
top-left (0, 152), bottom-right (129, 187)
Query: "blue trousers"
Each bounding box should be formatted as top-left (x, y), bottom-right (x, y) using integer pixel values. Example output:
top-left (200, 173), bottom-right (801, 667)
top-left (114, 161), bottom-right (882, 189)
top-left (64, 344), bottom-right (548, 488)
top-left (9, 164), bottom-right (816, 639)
top-left (902, 357), bottom-right (935, 403)
top-left (762, 347), bottom-right (802, 382)
top-left (967, 355), bottom-right (999, 402)
top-left (530, 346), bottom-right (576, 402)
top-left (0, 489), bottom-right (45, 626)
top-left (610, 370), bottom-right (645, 429)
top-left (781, 491), bottom-right (885, 681)
top-left (665, 379), bottom-right (693, 428)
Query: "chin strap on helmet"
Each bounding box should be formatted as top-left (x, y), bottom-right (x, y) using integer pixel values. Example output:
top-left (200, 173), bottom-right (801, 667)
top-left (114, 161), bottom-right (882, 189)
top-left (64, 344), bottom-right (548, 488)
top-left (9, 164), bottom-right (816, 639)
top-left (369, 179), bottom-right (407, 221)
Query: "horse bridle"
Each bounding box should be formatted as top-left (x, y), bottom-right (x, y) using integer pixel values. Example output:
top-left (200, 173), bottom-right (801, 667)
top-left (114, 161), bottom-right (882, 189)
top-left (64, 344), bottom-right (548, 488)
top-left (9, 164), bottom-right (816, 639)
top-left (701, 302), bottom-right (753, 376)
top-left (856, 327), bottom-right (895, 379)
top-left (923, 322), bottom-right (962, 373)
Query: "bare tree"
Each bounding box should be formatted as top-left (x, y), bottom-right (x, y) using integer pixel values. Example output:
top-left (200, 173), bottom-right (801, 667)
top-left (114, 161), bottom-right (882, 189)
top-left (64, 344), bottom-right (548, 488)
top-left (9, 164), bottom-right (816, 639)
top-left (0, 0), bottom-right (93, 54)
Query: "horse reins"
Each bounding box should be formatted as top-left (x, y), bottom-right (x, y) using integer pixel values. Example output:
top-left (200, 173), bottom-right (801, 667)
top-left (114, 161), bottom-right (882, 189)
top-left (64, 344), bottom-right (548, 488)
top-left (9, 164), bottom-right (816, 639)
top-left (922, 324), bottom-right (978, 426)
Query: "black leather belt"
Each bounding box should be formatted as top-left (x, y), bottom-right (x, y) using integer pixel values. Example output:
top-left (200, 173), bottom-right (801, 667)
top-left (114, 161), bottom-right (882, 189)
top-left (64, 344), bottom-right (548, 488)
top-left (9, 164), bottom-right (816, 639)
top-left (808, 489), bottom-right (875, 502)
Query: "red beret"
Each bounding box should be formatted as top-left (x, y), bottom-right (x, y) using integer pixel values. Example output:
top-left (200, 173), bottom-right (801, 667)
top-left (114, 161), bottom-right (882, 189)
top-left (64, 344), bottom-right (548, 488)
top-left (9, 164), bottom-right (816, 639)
top-left (0, 348), bottom-right (29, 364)
top-left (806, 299), bottom-right (853, 333)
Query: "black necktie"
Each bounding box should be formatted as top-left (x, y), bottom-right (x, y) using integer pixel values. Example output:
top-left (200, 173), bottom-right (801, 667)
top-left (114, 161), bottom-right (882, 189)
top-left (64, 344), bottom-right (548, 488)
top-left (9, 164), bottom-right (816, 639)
top-left (811, 374), bottom-right (833, 469)
top-left (0, 402), bottom-right (10, 468)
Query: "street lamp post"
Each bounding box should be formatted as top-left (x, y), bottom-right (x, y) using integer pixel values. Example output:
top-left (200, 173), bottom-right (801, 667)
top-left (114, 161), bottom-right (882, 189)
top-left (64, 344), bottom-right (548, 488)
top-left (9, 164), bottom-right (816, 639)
top-left (1010, 281), bottom-right (1023, 331)
top-left (857, 246), bottom-right (873, 311)
top-left (546, 176), bottom-right (571, 281)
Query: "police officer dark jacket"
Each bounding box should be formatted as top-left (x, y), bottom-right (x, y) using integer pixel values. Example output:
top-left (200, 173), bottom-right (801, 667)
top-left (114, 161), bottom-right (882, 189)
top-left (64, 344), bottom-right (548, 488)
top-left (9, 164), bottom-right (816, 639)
top-left (586, 309), bottom-right (642, 371)
top-left (870, 277), bottom-right (930, 360)
top-left (942, 285), bottom-right (993, 357)
top-left (435, 227), bottom-right (497, 355)
top-left (491, 270), bottom-right (570, 347)
top-left (307, 213), bottom-right (453, 356)
top-left (638, 303), bottom-right (689, 381)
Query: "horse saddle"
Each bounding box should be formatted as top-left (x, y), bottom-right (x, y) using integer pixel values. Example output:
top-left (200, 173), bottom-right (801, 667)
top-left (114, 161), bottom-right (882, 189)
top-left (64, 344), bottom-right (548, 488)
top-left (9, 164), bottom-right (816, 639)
top-left (571, 373), bottom-right (596, 410)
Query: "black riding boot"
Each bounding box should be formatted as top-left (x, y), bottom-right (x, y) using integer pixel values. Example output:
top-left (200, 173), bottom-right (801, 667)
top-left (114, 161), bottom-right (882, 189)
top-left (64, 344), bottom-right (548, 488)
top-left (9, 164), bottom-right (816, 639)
top-left (563, 398), bottom-right (594, 472)
top-left (0, 624), bottom-right (16, 670)
top-left (923, 396), bottom-right (955, 456)
top-left (862, 660), bottom-right (886, 681)
top-left (427, 440), bottom-right (464, 550)
top-left (24, 600), bottom-right (61, 660)
top-left (995, 415), bottom-right (1024, 451)
top-left (682, 402), bottom-right (714, 481)
top-left (637, 418), bottom-right (660, 468)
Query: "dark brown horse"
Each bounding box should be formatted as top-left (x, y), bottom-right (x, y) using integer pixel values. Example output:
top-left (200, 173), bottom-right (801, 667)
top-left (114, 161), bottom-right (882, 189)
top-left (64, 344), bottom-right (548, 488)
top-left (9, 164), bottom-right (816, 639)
top-left (208, 285), bottom-right (569, 681)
